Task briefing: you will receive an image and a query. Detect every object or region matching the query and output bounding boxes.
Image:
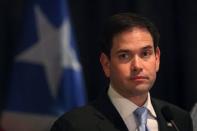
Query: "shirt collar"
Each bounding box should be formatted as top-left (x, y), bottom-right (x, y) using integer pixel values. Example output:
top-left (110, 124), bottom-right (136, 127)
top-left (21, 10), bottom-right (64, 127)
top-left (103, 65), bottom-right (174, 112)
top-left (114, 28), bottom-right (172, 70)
top-left (108, 85), bottom-right (157, 120)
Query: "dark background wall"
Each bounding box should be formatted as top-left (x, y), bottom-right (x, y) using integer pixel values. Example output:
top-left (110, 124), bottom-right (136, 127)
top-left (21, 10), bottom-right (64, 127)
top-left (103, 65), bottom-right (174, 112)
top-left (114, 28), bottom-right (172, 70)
top-left (1, 0), bottom-right (197, 112)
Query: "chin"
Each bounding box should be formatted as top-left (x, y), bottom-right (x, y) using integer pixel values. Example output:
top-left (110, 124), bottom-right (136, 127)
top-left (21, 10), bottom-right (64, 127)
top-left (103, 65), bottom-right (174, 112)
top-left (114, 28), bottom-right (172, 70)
top-left (128, 85), bottom-right (150, 95)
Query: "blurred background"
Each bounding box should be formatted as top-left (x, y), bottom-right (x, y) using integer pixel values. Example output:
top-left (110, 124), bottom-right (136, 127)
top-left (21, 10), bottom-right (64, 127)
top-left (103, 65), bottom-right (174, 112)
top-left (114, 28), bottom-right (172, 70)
top-left (0, 0), bottom-right (197, 130)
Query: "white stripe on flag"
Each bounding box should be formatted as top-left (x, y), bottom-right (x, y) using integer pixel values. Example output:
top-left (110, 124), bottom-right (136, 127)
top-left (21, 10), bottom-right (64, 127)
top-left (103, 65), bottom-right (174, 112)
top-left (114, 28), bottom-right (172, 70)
top-left (2, 111), bottom-right (58, 131)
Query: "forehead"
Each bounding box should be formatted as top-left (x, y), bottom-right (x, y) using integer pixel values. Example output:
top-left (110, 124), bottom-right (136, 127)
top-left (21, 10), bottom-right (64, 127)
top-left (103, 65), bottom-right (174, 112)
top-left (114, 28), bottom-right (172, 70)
top-left (112, 27), bottom-right (153, 51)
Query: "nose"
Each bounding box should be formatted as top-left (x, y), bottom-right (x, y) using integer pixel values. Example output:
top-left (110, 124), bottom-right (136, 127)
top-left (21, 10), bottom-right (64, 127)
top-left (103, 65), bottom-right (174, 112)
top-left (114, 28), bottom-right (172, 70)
top-left (131, 55), bottom-right (143, 73)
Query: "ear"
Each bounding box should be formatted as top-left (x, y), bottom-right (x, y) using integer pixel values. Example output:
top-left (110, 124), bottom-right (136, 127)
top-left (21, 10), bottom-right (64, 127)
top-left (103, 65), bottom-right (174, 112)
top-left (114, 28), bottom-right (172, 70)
top-left (155, 47), bottom-right (160, 72)
top-left (100, 53), bottom-right (110, 77)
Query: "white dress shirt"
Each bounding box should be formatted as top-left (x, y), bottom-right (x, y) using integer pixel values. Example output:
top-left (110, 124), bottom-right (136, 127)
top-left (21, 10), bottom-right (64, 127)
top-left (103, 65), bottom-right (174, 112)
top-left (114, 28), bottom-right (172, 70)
top-left (108, 85), bottom-right (159, 131)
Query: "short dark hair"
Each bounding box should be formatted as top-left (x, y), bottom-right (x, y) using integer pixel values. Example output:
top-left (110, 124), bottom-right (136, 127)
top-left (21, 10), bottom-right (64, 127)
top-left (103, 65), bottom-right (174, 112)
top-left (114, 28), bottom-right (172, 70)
top-left (101, 12), bottom-right (160, 57)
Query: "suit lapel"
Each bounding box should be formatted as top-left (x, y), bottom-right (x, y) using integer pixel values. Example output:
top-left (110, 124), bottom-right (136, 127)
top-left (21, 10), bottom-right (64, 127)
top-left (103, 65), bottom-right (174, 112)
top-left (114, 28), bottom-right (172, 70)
top-left (92, 92), bottom-right (129, 131)
top-left (151, 98), bottom-right (176, 131)
top-left (92, 93), bottom-right (178, 131)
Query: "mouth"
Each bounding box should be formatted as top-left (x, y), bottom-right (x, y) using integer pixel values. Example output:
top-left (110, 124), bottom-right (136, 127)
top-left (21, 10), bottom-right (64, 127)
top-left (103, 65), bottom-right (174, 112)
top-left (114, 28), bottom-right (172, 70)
top-left (130, 76), bottom-right (148, 81)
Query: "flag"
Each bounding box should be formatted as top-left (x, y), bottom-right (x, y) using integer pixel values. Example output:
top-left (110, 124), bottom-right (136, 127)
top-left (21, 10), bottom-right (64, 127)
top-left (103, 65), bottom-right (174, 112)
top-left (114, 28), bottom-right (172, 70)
top-left (1, 0), bottom-right (86, 130)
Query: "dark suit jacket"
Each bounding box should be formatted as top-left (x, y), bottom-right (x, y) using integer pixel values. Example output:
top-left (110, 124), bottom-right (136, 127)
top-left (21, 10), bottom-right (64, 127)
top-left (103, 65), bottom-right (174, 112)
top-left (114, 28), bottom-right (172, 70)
top-left (50, 93), bottom-right (193, 131)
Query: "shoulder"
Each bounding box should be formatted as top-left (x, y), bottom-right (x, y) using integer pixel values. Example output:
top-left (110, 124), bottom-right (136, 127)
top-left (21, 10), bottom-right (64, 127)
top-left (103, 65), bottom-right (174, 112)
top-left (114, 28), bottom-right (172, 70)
top-left (50, 104), bottom-right (104, 131)
top-left (152, 98), bottom-right (193, 130)
top-left (152, 98), bottom-right (188, 115)
top-left (59, 104), bottom-right (100, 121)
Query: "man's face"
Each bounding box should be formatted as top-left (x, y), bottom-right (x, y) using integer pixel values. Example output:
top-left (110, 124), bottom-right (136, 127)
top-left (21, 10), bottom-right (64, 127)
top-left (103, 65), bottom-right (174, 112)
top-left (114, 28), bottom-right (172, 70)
top-left (100, 27), bottom-right (160, 98)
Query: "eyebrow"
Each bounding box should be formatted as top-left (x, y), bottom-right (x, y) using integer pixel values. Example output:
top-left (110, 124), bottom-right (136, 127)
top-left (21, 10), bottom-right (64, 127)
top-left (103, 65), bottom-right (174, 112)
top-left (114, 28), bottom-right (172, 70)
top-left (116, 49), bottom-right (130, 54)
top-left (116, 45), bottom-right (153, 54)
top-left (142, 45), bottom-right (153, 50)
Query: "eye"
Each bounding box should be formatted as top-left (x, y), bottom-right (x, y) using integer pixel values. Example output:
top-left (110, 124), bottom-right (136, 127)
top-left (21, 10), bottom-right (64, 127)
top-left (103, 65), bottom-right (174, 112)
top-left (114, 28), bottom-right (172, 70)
top-left (118, 53), bottom-right (131, 62)
top-left (119, 53), bottom-right (128, 58)
top-left (141, 50), bottom-right (153, 58)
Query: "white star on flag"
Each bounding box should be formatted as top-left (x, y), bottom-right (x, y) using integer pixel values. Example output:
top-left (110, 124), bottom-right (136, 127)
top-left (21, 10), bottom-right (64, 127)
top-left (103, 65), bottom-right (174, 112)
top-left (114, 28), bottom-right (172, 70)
top-left (16, 6), bottom-right (81, 98)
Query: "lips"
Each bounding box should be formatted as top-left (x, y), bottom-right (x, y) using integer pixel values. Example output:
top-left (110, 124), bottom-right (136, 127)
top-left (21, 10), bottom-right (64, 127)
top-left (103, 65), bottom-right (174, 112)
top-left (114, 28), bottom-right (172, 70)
top-left (130, 76), bottom-right (148, 80)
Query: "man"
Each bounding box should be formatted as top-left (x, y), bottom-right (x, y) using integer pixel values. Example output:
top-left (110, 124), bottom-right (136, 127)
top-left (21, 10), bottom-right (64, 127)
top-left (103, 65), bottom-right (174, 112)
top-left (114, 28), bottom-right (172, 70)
top-left (50, 13), bottom-right (193, 131)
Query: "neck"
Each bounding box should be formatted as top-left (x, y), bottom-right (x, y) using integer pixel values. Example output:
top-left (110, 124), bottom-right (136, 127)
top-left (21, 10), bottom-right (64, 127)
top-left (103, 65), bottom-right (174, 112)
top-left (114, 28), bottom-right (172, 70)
top-left (109, 85), bottom-right (149, 107)
top-left (128, 93), bottom-right (148, 107)
top-left (112, 87), bottom-right (148, 106)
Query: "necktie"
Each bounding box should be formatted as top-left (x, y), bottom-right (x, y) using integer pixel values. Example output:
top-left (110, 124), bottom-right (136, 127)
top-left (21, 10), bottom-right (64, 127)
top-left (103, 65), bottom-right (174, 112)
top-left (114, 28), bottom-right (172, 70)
top-left (134, 107), bottom-right (149, 131)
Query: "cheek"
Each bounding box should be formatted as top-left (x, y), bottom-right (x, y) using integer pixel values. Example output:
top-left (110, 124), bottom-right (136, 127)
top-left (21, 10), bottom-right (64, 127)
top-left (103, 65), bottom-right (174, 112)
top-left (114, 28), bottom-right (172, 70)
top-left (145, 61), bottom-right (157, 75)
top-left (110, 63), bottom-right (130, 77)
